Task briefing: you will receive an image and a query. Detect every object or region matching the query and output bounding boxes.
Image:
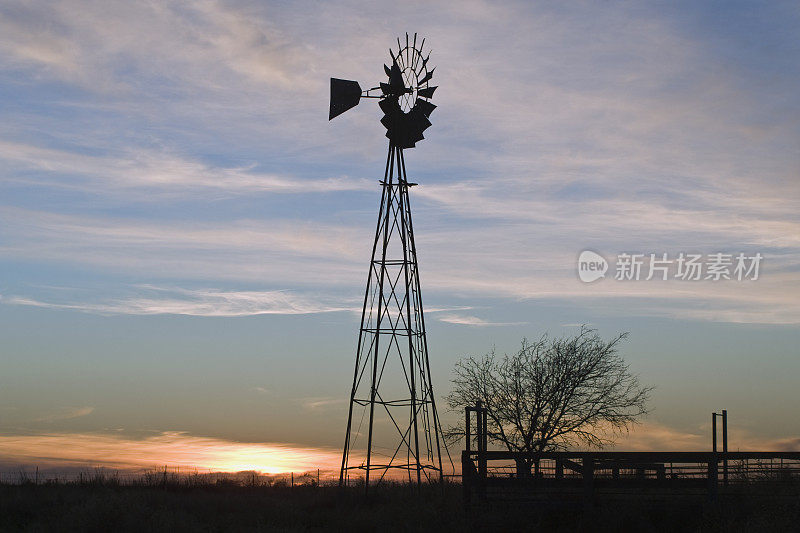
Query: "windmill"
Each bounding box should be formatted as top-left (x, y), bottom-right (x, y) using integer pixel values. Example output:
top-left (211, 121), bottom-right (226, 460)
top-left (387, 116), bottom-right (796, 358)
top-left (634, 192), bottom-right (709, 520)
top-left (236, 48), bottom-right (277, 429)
top-left (330, 33), bottom-right (446, 493)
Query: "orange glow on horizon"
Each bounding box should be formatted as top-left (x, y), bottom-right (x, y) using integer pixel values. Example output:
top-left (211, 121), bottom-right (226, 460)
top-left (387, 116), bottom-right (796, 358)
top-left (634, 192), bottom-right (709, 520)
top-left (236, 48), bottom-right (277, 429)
top-left (0, 431), bottom-right (343, 475)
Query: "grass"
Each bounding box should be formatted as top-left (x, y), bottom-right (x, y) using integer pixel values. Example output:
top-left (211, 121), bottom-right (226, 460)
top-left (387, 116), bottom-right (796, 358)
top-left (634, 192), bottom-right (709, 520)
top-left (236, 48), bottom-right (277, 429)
top-left (1, 477), bottom-right (799, 532)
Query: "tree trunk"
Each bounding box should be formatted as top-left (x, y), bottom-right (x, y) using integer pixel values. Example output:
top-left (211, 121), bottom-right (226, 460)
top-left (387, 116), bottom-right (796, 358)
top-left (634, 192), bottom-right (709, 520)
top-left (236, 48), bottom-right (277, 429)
top-left (515, 458), bottom-right (533, 479)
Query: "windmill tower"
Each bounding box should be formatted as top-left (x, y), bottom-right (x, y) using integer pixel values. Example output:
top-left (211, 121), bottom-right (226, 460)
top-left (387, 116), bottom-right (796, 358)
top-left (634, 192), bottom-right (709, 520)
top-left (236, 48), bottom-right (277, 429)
top-left (329, 34), bottom-right (445, 492)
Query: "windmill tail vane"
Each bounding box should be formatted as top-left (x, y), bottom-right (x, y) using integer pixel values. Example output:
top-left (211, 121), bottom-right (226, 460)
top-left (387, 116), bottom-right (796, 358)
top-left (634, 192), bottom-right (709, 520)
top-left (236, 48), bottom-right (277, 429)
top-left (330, 33), bottom-right (450, 493)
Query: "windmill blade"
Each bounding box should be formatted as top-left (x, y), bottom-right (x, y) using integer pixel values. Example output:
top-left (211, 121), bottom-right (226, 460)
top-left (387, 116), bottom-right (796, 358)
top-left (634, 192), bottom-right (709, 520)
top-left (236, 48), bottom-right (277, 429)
top-left (397, 37), bottom-right (403, 67)
top-left (379, 97), bottom-right (401, 116)
top-left (414, 98), bottom-right (436, 118)
top-left (412, 37), bottom-right (425, 70)
top-left (389, 61), bottom-right (405, 91)
top-left (417, 86), bottom-right (437, 99)
top-left (384, 64), bottom-right (392, 77)
top-left (410, 109), bottom-right (432, 131)
top-left (418, 67), bottom-right (435, 85)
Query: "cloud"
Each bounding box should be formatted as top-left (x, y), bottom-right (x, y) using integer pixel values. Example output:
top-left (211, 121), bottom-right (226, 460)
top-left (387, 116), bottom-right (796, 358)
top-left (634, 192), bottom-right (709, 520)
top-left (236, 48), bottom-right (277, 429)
top-left (437, 314), bottom-right (525, 327)
top-left (604, 422), bottom-right (707, 452)
top-left (0, 0), bottom-right (797, 329)
top-left (415, 181), bottom-right (800, 250)
top-left (2, 286), bottom-right (355, 317)
top-left (0, 284), bottom-right (480, 319)
top-left (0, 431), bottom-right (343, 475)
top-left (609, 421), bottom-right (800, 452)
top-left (0, 141), bottom-right (371, 197)
top-left (2, 203), bottom-right (798, 324)
top-left (0, 206), bottom-right (366, 285)
top-left (0, 1), bottom-right (322, 93)
top-left (300, 397), bottom-right (345, 410)
top-left (34, 407), bottom-right (95, 423)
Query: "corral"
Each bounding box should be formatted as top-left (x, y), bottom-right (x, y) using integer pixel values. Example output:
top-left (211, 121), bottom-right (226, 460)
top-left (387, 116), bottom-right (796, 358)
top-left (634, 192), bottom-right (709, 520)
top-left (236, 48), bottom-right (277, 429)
top-left (461, 403), bottom-right (800, 508)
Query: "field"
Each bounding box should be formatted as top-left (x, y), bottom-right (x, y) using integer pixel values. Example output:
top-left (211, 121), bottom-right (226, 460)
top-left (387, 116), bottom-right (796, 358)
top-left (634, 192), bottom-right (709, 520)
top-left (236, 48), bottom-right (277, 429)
top-left (1, 477), bottom-right (799, 532)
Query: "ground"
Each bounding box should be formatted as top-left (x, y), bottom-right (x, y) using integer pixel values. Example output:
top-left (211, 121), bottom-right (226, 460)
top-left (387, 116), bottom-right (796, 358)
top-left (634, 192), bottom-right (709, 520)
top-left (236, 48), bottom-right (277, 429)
top-left (1, 480), bottom-right (798, 531)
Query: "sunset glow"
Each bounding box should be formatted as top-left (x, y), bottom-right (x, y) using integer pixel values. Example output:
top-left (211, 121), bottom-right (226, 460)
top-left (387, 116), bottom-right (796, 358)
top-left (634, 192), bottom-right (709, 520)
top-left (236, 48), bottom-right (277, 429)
top-left (0, 432), bottom-right (343, 475)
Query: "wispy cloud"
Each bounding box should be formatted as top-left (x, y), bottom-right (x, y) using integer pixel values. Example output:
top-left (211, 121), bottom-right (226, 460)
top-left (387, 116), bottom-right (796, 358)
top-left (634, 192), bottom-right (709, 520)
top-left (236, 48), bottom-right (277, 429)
top-left (0, 141), bottom-right (370, 197)
top-left (609, 421), bottom-right (800, 453)
top-left (415, 182), bottom-right (800, 250)
top-left (0, 431), bottom-right (342, 475)
top-left (2, 286), bottom-right (354, 317)
top-left (437, 314), bottom-right (525, 327)
top-left (0, 206), bottom-right (366, 284)
top-left (300, 397), bottom-right (345, 410)
top-left (2, 203), bottom-right (798, 324)
top-left (0, 1), bottom-right (322, 93)
top-left (34, 407), bottom-right (95, 423)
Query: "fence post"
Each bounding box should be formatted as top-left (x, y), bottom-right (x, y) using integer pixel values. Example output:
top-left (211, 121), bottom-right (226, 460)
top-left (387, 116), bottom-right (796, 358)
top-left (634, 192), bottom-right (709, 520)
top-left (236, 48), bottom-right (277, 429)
top-left (583, 457), bottom-right (594, 510)
top-left (482, 404), bottom-right (488, 466)
top-left (462, 450), bottom-right (472, 510)
top-left (476, 401), bottom-right (487, 480)
top-left (722, 409), bottom-right (728, 486)
top-left (707, 455), bottom-right (718, 502)
top-left (712, 413), bottom-right (717, 453)
top-left (465, 406), bottom-right (471, 453)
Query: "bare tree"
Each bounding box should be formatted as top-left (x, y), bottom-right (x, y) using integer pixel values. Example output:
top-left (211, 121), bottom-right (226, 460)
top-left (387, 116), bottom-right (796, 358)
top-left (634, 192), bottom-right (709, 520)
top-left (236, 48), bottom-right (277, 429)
top-left (446, 327), bottom-right (652, 474)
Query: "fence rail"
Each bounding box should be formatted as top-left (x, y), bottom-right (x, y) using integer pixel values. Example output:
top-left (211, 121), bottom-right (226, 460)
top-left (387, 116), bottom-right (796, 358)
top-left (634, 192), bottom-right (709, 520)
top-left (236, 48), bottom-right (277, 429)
top-left (462, 450), bottom-right (800, 507)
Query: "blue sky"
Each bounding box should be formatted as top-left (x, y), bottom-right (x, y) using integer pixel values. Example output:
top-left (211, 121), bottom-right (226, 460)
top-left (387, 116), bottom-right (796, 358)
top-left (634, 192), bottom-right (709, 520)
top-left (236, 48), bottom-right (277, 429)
top-left (0, 1), bottom-right (799, 472)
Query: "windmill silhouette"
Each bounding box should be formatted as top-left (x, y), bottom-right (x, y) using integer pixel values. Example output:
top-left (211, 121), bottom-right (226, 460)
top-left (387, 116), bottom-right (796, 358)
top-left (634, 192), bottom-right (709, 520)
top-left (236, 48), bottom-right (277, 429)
top-left (329, 33), bottom-right (446, 493)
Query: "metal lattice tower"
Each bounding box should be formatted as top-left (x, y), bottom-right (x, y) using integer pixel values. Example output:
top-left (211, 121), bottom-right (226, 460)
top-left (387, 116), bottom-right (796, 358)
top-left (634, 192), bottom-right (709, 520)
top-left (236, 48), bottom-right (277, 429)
top-left (329, 34), bottom-right (446, 492)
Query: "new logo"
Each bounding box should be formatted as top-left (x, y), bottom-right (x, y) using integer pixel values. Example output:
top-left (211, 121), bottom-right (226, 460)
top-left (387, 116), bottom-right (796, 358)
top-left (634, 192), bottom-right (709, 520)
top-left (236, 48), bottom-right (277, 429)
top-left (578, 251), bottom-right (608, 283)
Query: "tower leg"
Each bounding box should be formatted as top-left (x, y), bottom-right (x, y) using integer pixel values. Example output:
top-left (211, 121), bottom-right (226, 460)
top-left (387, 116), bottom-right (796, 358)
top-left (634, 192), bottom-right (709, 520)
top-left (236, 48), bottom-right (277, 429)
top-left (339, 146), bottom-right (392, 488)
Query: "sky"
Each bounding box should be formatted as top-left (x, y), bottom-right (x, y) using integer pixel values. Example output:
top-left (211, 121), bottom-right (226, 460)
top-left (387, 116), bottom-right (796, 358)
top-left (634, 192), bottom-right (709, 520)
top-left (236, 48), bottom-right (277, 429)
top-left (0, 0), bottom-right (799, 476)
